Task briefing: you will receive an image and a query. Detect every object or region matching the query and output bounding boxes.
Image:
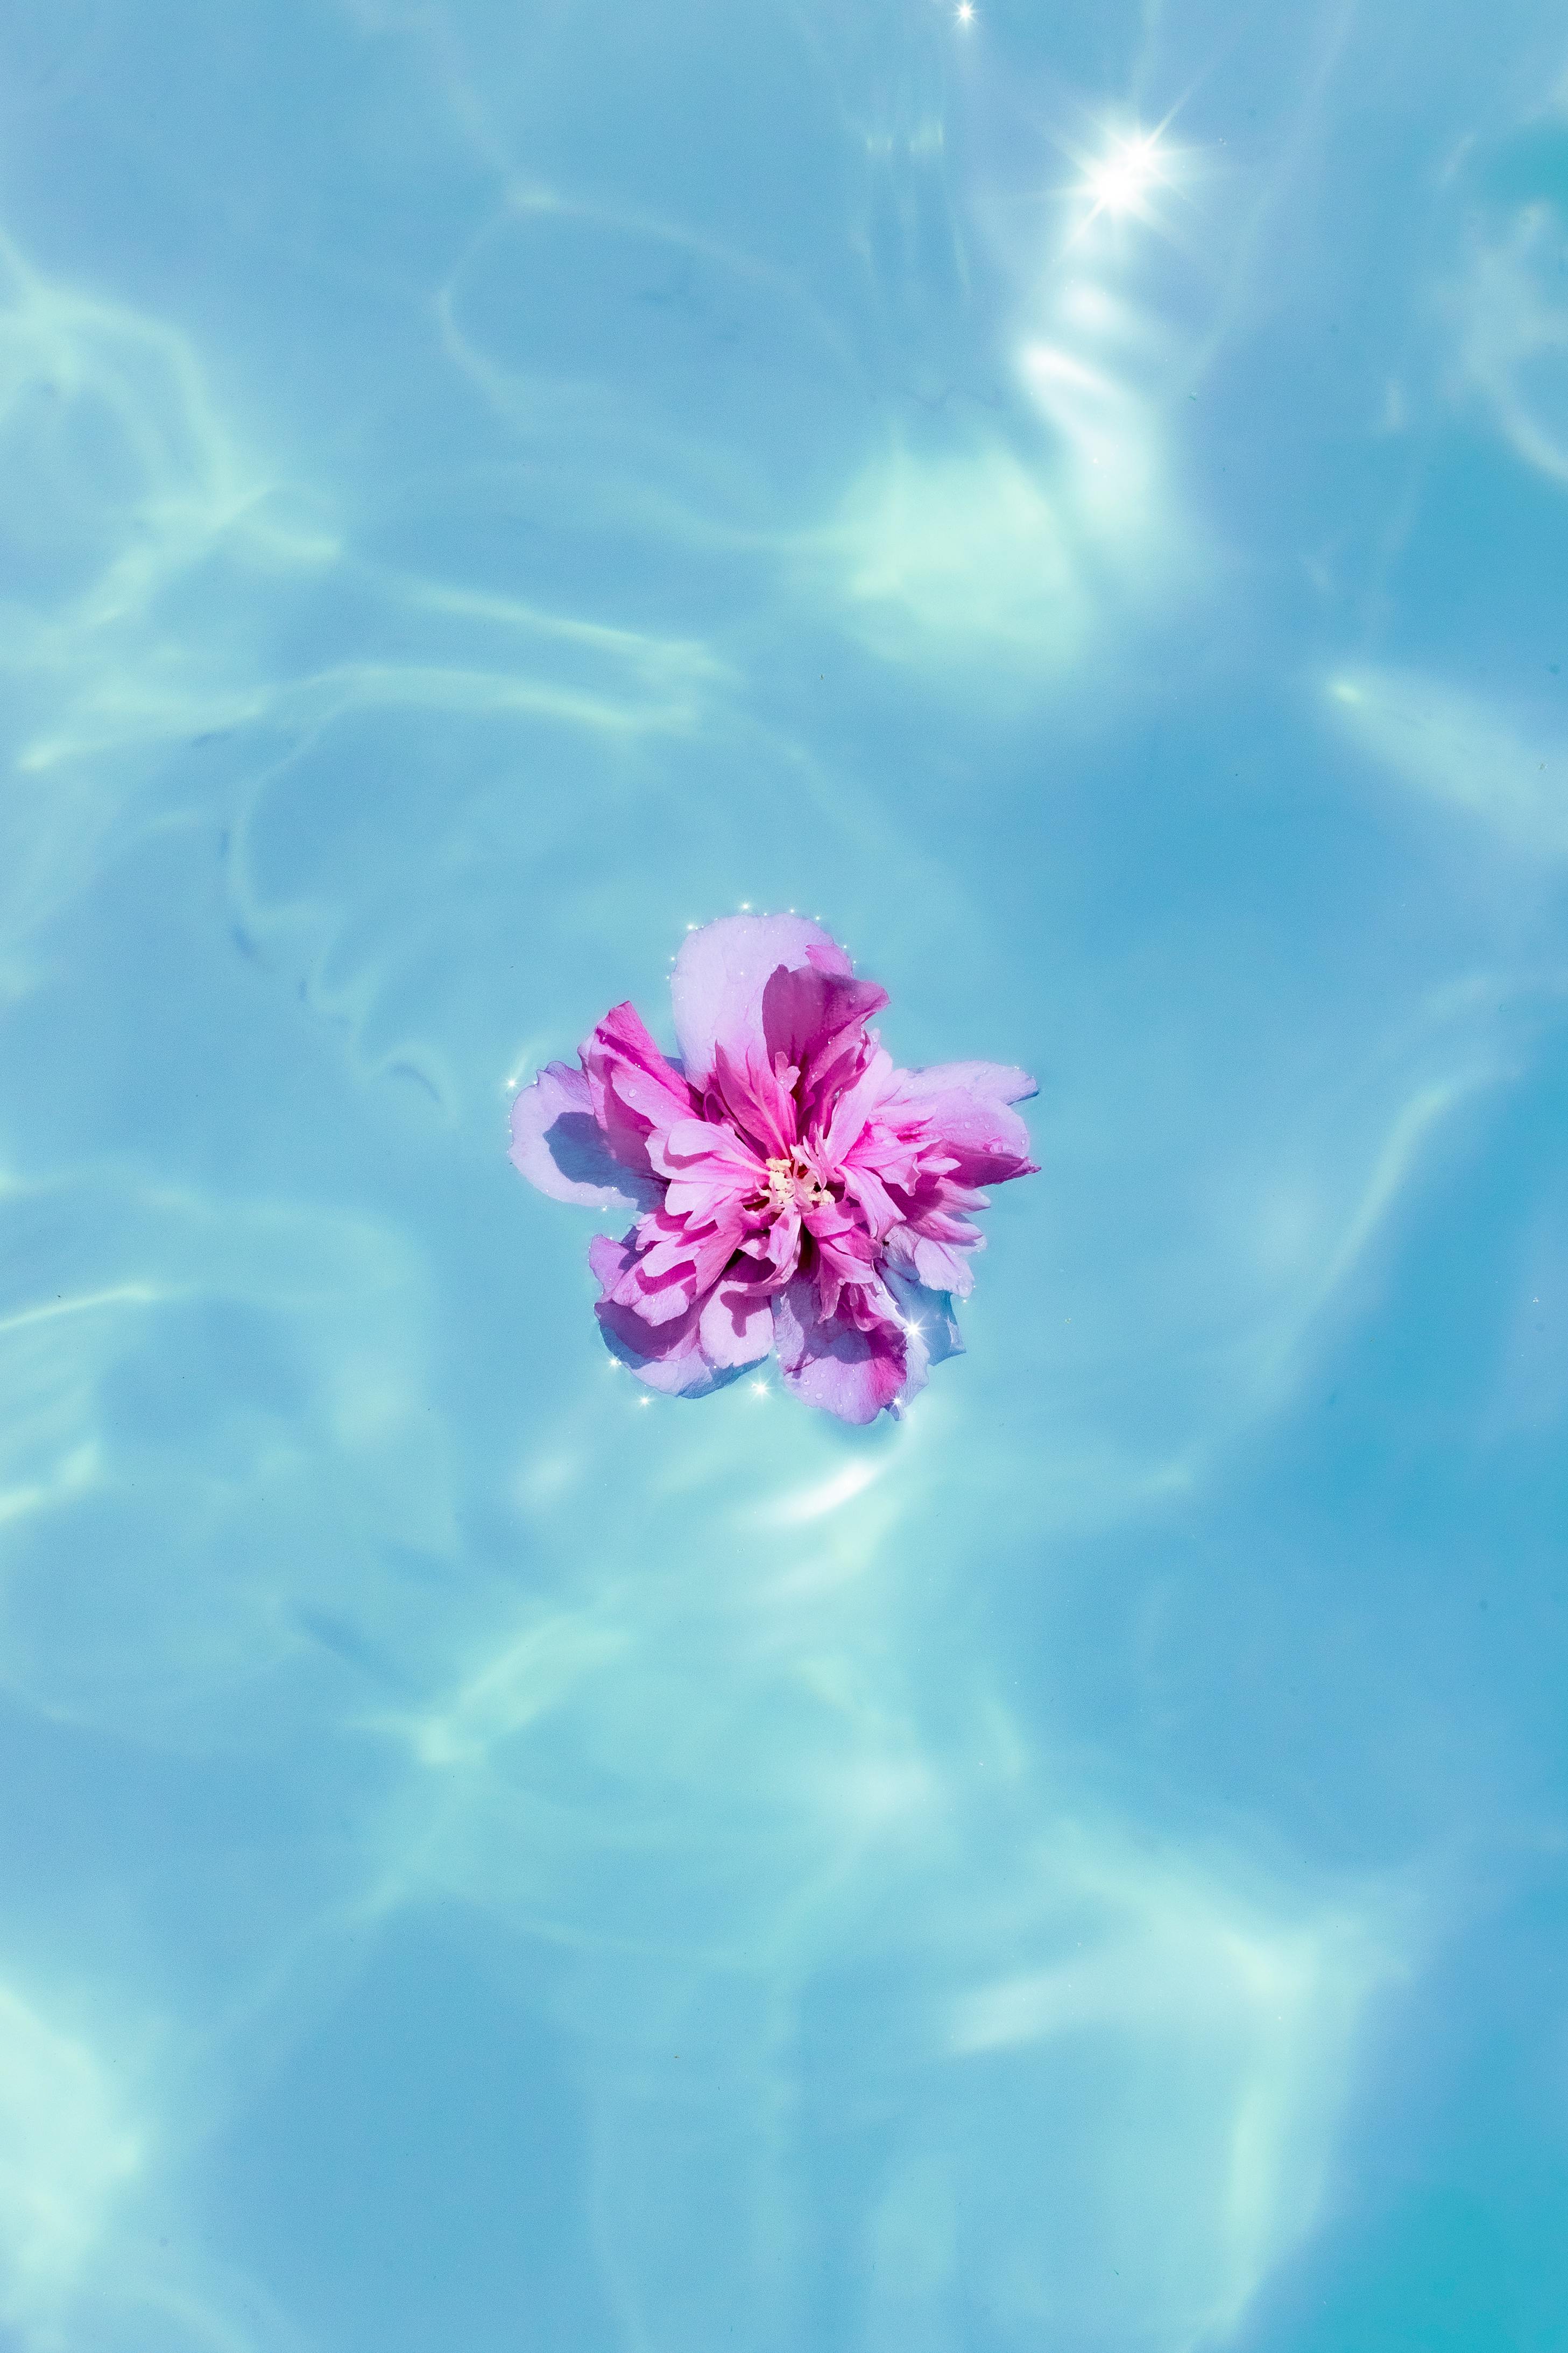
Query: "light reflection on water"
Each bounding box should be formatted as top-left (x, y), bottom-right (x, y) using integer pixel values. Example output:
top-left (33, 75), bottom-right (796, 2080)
top-left (1, 1), bottom-right (1566, 2347)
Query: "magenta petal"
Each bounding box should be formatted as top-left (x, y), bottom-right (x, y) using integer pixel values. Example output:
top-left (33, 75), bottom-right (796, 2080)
top-left (773, 1276), bottom-right (908, 1425)
top-left (596, 1214), bottom-right (700, 1326)
top-left (590, 1234), bottom-right (760, 1396)
top-left (591, 1234), bottom-right (709, 1389)
top-left (818, 1046), bottom-right (897, 1168)
top-left (838, 1161), bottom-right (901, 1239)
top-left (598, 1291), bottom-right (752, 1397)
top-left (510, 1064), bottom-right (655, 1211)
top-left (581, 1002), bottom-right (696, 1184)
top-left (760, 962), bottom-right (889, 1073)
top-left (670, 914), bottom-right (842, 1088)
top-left (708, 1042), bottom-right (797, 1159)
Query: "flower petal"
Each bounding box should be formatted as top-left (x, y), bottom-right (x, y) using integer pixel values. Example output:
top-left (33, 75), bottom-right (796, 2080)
top-left (818, 1044), bottom-right (898, 1169)
top-left (760, 961), bottom-right (889, 1080)
top-left (509, 1062), bottom-right (655, 1211)
top-left (882, 1221), bottom-right (980, 1299)
top-left (906, 1060), bottom-right (1037, 1105)
top-left (698, 1275), bottom-right (775, 1369)
top-left (886, 1060), bottom-right (1040, 1185)
top-left (708, 1042), bottom-right (799, 1159)
top-left (581, 1002), bottom-right (696, 1183)
top-left (882, 1266), bottom-right (964, 1365)
top-left (589, 1234), bottom-right (744, 1397)
top-left (670, 914), bottom-right (846, 1088)
top-left (772, 1274), bottom-right (909, 1424)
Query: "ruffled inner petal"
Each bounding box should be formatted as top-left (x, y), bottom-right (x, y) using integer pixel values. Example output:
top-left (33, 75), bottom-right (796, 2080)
top-left (581, 1002), bottom-right (698, 1183)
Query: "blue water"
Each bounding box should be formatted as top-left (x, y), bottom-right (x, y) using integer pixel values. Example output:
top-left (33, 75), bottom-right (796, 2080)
top-left (3, 3), bottom-right (1567, 2347)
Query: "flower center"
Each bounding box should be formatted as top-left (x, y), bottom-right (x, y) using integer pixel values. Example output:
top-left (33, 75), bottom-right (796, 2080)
top-left (762, 1152), bottom-right (832, 1214)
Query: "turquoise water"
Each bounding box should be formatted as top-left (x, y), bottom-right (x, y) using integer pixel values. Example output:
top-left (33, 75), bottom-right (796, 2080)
top-left (3, 2), bottom-right (1567, 2346)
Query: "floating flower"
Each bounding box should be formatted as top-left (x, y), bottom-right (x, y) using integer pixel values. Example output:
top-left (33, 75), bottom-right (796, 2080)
top-left (509, 914), bottom-right (1037, 1424)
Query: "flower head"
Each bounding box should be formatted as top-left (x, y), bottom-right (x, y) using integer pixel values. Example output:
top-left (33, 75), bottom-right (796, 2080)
top-left (509, 914), bottom-right (1037, 1424)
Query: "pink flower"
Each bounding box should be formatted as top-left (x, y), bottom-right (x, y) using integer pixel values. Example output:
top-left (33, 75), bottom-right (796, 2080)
top-left (509, 915), bottom-right (1037, 1424)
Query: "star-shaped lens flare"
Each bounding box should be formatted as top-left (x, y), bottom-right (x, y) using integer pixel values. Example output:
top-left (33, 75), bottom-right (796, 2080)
top-left (1055, 120), bottom-right (1192, 246)
top-left (1084, 133), bottom-right (1164, 217)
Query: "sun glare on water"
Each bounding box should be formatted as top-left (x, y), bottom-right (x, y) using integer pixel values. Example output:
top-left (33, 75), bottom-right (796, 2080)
top-left (1081, 132), bottom-right (1166, 221)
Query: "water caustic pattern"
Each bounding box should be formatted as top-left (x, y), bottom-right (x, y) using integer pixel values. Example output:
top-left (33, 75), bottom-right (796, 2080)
top-left (0, 1), bottom-right (1565, 2347)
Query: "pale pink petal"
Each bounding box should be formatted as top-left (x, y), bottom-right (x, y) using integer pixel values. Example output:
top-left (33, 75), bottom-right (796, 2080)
top-left (588, 1230), bottom-right (634, 1291)
top-left (912, 1206), bottom-right (985, 1246)
top-left (605, 1313), bottom-right (715, 1396)
top-left (670, 914), bottom-right (843, 1088)
top-left (882, 1266), bottom-right (966, 1362)
top-left (698, 1276), bottom-right (775, 1369)
top-left (883, 1223), bottom-right (979, 1299)
top-left (902, 1060), bottom-right (1036, 1106)
top-left (661, 1168), bottom-right (761, 1229)
top-left (895, 1317), bottom-right (932, 1409)
top-left (509, 1063), bottom-right (655, 1211)
top-left (773, 1275), bottom-right (909, 1424)
top-left (885, 1060), bottom-right (1039, 1186)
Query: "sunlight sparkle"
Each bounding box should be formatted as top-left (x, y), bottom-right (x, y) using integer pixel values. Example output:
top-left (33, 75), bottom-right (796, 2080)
top-left (1084, 133), bottom-right (1164, 219)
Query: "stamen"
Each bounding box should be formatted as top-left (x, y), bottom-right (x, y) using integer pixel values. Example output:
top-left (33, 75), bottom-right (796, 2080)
top-left (765, 1156), bottom-right (797, 1211)
top-left (759, 1150), bottom-right (837, 1215)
